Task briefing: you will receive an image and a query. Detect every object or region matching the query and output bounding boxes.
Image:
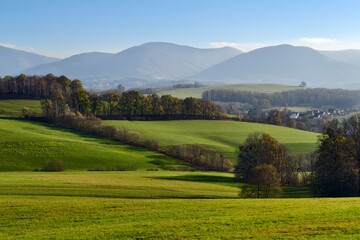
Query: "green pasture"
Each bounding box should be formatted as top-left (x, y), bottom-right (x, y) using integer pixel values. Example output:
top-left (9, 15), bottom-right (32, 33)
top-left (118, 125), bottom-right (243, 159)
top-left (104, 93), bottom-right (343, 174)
top-left (105, 120), bottom-right (319, 161)
top-left (3, 197), bottom-right (359, 240)
top-left (156, 83), bottom-right (302, 99)
top-left (0, 171), bottom-right (358, 240)
top-left (0, 118), bottom-right (184, 171)
top-left (0, 171), bottom-right (239, 199)
top-left (0, 99), bottom-right (42, 117)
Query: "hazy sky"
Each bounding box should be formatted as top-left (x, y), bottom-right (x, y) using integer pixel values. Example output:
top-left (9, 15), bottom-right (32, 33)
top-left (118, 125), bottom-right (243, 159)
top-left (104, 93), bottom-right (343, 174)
top-left (1, 0), bottom-right (360, 58)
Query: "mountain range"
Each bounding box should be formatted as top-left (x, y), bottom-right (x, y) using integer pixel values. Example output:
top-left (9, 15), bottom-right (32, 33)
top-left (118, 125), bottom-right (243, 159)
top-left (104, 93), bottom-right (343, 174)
top-left (1, 42), bottom-right (360, 89)
top-left (20, 42), bottom-right (241, 88)
top-left (195, 45), bottom-right (360, 89)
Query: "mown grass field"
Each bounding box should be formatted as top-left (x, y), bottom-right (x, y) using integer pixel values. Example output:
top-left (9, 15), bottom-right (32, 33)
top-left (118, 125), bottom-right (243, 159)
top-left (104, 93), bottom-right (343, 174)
top-left (156, 83), bottom-right (302, 99)
top-left (0, 118), bottom-right (185, 171)
top-left (0, 171), bottom-right (358, 240)
top-left (3, 196), bottom-right (360, 239)
top-left (105, 120), bottom-right (319, 161)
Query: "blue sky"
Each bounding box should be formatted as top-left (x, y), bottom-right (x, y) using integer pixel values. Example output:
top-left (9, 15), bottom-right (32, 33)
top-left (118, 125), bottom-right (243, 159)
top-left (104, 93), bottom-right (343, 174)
top-left (1, 0), bottom-right (360, 58)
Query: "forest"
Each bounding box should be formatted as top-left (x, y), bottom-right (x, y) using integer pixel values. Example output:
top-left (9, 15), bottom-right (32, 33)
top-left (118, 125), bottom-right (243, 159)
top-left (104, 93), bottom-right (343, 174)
top-left (202, 88), bottom-right (360, 109)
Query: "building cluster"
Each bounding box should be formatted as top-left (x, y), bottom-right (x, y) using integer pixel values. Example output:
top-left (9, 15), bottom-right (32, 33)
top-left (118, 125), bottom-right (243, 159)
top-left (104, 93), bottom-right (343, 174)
top-left (289, 109), bottom-right (348, 120)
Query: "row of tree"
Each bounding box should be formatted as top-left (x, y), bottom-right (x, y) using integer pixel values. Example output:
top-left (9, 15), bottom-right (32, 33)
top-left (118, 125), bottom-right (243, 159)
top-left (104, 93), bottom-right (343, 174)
top-left (0, 74), bottom-right (72, 99)
top-left (0, 74), bottom-right (225, 120)
top-left (203, 88), bottom-right (360, 109)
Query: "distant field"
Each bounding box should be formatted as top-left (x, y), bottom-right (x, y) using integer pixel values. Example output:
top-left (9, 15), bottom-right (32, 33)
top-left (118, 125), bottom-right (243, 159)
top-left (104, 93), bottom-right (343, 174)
top-left (105, 120), bottom-right (319, 161)
top-left (156, 83), bottom-right (302, 99)
top-left (0, 172), bottom-right (358, 239)
top-left (0, 99), bottom-right (41, 117)
top-left (0, 119), bottom-right (184, 171)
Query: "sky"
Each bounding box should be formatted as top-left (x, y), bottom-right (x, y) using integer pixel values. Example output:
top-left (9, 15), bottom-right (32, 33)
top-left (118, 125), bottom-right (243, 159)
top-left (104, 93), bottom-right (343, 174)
top-left (1, 0), bottom-right (360, 58)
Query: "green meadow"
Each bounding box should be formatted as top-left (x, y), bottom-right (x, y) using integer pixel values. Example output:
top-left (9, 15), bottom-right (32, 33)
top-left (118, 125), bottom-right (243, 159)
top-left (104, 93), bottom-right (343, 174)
top-left (105, 120), bottom-right (319, 161)
top-left (0, 171), bottom-right (359, 240)
top-left (0, 118), bottom-right (185, 171)
top-left (2, 100), bottom-right (355, 240)
top-left (156, 83), bottom-right (302, 99)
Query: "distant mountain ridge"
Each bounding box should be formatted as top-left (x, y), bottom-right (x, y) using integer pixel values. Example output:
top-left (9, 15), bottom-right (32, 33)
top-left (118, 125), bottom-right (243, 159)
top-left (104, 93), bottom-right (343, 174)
top-left (23, 42), bottom-right (241, 87)
top-left (2, 42), bottom-right (360, 89)
top-left (0, 46), bottom-right (58, 76)
top-left (194, 44), bottom-right (360, 89)
top-left (320, 49), bottom-right (360, 67)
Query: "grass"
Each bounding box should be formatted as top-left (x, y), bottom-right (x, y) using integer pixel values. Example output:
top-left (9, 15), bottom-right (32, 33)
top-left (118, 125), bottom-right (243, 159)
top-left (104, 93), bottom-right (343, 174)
top-left (0, 171), bottom-right (240, 199)
top-left (156, 83), bottom-right (302, 99)
top-left (1, 172), bottom-right (360, 239)
top-left (0, 99), bottom-right (42, 117)
top-left (0, 118), bottom-right (185, 171)
top-left (105, 120), bottom-right (319, 161)
top-left (3, 197), bottom-right (360, 239)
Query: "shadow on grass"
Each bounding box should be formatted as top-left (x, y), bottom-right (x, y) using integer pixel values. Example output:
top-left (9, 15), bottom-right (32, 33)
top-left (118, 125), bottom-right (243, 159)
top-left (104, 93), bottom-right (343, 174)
top-left (151, 174), bottom-right (239, 187)
top-left (21, 119), bottom-right (154, 152)
top-left (147, 155), bottom-right (191, 170)
top-left (281, 186), bottom-right (312, 198)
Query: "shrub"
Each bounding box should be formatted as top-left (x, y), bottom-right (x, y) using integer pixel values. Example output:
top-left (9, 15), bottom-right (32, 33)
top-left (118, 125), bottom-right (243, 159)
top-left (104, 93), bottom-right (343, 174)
top-left (42, 160), bottom-right (65, 172)
top-left (22, 106), bottom-right (30, 117)
top-left (165, 144), bottom-right (233, 172)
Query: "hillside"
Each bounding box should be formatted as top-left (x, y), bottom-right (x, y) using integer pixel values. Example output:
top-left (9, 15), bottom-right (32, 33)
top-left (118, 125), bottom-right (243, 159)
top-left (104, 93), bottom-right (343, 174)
top-left (155, 83), bottom-right (302, 99)
top-left (104, 120), bottom-right (319, 161)
top-left (0, 100), bottom-right (184, 171)
top-left (0, 118), bottom-right (186, 171)
top-left (24, 52), bottom-right (113, 79)
top-left (0, 46), bottom-right (58, 76)
top-left (194, 44), bottom-right (360, 89)
top-left (321, 49), bottom-right (360, 67)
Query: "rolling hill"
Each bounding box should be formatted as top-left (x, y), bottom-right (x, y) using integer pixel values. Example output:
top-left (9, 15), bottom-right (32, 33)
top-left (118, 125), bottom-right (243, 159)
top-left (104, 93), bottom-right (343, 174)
top-left (194, 44), bottom-right (360, 89)
top-left (0, 100), bottom-right (184, 171)
top-left (0, 118), bottom-right (186, 171)
top-left (104, 120), bottom-right (319, 161)
top-left (0, 46), bottom-right (58, 76)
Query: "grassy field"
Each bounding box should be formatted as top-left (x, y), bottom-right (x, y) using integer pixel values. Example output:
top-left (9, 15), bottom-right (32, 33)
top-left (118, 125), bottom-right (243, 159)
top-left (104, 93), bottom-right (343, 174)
top-left (155, 83), bottom-right (302, 99)
top-left (3, 196), bottom-right (360, 239)
top-left (0, 171), bottom-right (240, 199)
top-left (105, 120), bottom-right (319, 161)
top-left (0, 118), bottom-right (185, 171)
top-left (0, 172), bottom-right (359, 239)
top-left (0, 99), bottom-right (42, 117)
top-left (0, 100), bottom-right (358, 239)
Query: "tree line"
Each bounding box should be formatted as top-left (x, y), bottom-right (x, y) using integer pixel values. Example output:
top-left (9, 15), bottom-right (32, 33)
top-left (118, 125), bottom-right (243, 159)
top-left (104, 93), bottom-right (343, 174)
top-left (202, 88), bottom-right (360, 109)
top-left (0, 74), bottom-right (225, 120)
